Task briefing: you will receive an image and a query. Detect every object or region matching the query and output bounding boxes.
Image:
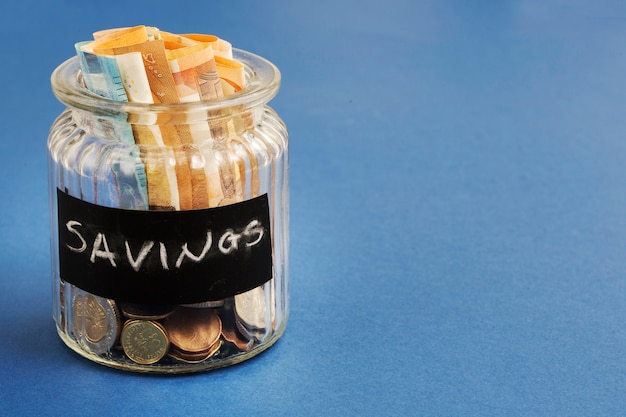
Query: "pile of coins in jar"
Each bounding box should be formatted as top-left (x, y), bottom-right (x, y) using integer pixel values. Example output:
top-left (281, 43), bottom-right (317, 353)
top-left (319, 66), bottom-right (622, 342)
top-left (66, 285), bottom-right (269, 366)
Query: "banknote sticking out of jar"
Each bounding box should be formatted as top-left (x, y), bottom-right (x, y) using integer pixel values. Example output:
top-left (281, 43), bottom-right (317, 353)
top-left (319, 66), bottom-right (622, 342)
top-left (48, 26), bottom-right (289, 373)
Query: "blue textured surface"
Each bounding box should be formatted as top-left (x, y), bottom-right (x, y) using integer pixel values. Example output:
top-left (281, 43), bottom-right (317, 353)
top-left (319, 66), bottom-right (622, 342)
top-left (1, 1), bottom-right (626, 415)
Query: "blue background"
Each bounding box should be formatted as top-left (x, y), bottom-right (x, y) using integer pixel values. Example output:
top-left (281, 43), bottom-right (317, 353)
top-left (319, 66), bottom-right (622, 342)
top-left (1, 0), bottom-right (626, 415)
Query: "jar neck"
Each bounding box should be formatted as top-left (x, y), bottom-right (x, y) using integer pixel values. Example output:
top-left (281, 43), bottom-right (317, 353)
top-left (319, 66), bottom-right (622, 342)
top-left (70, 103), bottom-right (262, 143)
top-left (51, 49), bottom-right (280, 142)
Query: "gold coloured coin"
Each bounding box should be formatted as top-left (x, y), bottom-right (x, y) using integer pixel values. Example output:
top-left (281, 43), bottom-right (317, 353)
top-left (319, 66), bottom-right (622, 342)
top-left (84, 295), bottom-right (106, 342)
top-left (121, 320), bottom-right (169, 365)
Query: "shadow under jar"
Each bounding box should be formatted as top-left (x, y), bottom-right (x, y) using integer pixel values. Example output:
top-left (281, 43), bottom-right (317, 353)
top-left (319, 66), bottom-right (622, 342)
top-left (48, 49), bottom-right (289, 373)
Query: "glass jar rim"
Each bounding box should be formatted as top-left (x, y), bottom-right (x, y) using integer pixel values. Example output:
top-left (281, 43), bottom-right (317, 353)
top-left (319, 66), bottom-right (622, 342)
top-left (51, 48), bottom-right (281, 117)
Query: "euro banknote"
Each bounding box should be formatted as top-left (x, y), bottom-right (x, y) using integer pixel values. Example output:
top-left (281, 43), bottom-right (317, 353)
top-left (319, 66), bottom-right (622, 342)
top-left (74, 42), bottom-right (149, 210)
top-left (75, 26), bottom-right (254, 211)
top-left (82, 26), bottom-right (250, 209)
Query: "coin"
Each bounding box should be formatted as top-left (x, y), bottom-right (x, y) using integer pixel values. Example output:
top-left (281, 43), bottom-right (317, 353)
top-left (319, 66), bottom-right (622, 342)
top-left (72, 292), bottom-right (121, 354)
top-left (180, 300), bottom-right (225, 309)
top-left (118, 302), bottom-right (176, 320)
top-left (234, 285), bottom-right (270, 336)
top-left (163, 307), bottom-right (222, 354)
top-left (121, 320), bottom-right (169, 365)
top-left (168, 340), bottom-right (223, 363)
top-left (219, 301), bottom-right (254, 351)
top-left (222, 324), bottom-right (254, 352)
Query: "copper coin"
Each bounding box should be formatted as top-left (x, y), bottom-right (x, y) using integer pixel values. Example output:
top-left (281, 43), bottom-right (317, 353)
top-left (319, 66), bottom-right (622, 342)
top-left (219, 304), bottom-right (254, 352)
top-left (168, 340), bottom-right (222, 363)
top-left (222, 325), bottom-right (254, 352)
top-left (163, 307), bottom-right (222, 354)
top-left (121, 320), bottom-right (169, 365)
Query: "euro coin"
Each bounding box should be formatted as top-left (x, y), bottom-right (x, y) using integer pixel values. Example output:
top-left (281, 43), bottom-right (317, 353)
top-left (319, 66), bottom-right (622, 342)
top-left (163, 307), bottom-right (222, 354)
top-left (72, 292), bottom-right (121, 354)
top-left (234, 285), bottom-right (269, 337)
top-left (168, 340), bottom-right (222, 363)
top-left (121, 320), bottom-right (169, 365)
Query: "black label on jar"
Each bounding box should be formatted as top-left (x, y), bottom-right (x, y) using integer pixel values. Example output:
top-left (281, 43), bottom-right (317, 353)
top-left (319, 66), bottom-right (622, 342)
top-left (57, 189), bottom-right (273, 304)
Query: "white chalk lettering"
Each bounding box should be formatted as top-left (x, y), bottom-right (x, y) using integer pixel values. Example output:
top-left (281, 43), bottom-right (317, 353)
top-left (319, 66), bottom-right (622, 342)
top-left (159, 242), bottom-right (169, 270)
top-left (244, 219), bottom-right (264, 247)
top-left (66, 220), bottom-right (87, 253)
top-left (175, 230), bottom-right (213, 268)
top-left (218, 230), bottom-right (242, 254)
top-left (125, 240), bottom-right (155, 272)
top-left (64, 217), bottom-right (267, 271)
top-left (90, 233), bottom-right (117, 267)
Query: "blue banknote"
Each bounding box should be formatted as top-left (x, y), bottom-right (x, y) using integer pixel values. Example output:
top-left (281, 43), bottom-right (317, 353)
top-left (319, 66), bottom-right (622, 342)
top-left (74, 42), bottom-right (148, 209)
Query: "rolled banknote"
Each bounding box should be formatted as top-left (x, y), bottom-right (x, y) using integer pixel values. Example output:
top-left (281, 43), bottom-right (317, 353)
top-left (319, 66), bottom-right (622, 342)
top-left (166, 42), bottom-right (222, 102)
top-left (76, 26), bottom-right (265, 210)
top-left (75, 41), bottom-right (128, 103)
top-left (112, 48), bottom-right (184, 210)
top-left (86, 26), bottom-right (240, 209)
top-left (177, 34), bottom-right (244, 95)
top-left (181, 34), bottom-right (234, 59)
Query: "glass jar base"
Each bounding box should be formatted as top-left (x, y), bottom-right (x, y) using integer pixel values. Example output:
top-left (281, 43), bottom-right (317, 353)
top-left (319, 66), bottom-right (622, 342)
top-left (56, 320), bottom-right (287, 374)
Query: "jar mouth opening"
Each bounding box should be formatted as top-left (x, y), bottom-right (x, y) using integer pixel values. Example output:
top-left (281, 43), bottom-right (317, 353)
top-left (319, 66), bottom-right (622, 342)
top-left (51, 48), bottom-right (281, 116)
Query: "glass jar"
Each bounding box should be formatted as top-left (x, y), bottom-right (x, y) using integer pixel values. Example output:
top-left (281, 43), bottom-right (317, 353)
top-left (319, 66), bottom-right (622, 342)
top-left (48, 49), bottom-right (289, 373)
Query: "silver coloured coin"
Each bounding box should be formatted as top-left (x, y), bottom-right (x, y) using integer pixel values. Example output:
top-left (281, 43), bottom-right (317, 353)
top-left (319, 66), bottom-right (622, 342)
top-left (234, 284), bottom-right (273, 338)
